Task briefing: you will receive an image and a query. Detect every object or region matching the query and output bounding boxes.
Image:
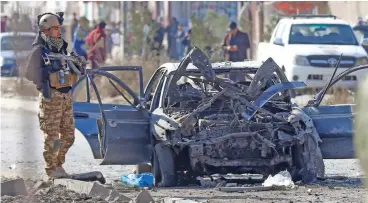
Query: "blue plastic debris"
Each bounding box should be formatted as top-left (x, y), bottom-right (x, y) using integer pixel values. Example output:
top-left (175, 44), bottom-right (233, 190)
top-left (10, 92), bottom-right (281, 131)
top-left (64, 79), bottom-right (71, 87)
top-left (120, 173), bottom-right (154, 188)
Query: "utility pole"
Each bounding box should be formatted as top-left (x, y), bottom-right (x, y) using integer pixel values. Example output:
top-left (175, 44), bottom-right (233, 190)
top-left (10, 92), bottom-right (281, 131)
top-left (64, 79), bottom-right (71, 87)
top-left (119, 1), bottom-right (125, 59)
top-left (259, 2), bottom-right (264, 43)
top-left (250, 1), bottom-right (257, 60)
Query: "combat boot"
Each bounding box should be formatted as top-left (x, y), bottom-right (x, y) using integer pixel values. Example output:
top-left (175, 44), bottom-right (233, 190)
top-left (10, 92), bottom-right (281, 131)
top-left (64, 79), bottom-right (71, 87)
top-left (56, 166), bottom-right (71, 177)
top-left (47, 167), bottom-right (70, 179)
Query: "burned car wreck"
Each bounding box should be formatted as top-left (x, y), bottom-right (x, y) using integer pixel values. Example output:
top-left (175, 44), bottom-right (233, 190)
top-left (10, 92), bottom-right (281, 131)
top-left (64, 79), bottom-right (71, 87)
top-left (73, 47), bottom-right (358, 187)
top-left (150, 47), bottom-right (324, 186)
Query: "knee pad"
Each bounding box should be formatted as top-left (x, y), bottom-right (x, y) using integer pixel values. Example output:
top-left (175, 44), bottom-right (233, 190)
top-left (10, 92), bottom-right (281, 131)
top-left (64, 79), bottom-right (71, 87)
top-left (53, 139), bottom-right (61, 153)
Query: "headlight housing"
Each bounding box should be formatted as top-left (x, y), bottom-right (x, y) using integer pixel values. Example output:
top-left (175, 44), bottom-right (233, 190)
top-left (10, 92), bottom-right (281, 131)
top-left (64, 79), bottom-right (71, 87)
top-left (293, 55), bottom-right (310, 66)
top-left (356, 57), bottom-right (368, 66)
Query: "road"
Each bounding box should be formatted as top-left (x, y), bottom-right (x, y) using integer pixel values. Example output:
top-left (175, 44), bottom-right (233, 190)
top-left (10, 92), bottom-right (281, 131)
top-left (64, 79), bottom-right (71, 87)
top-left (0, 96), bottom-right (367, 202)
top-left (0, 98), bottom-right (135, 182)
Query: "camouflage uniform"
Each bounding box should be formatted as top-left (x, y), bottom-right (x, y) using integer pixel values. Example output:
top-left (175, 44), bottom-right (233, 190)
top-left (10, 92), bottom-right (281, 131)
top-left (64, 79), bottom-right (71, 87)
top-left (38, 89), bottom-right (75, 176)
top-left (25, 13), bottom-right (81, 178)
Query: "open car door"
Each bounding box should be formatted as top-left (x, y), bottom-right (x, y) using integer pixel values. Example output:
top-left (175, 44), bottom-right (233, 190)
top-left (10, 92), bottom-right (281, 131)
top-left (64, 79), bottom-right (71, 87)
top-left (303, 65), bottom-right (368, 159)
top-left (72, 66), bottom-right (151, 165)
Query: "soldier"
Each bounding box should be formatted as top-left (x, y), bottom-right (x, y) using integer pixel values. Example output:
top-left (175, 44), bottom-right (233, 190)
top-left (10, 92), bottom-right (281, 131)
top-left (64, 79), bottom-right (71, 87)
top-left (25, 12), bottom-right (84, 179)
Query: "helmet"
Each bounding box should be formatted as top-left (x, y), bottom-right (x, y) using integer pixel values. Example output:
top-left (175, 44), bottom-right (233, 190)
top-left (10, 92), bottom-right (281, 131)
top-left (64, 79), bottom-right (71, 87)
top-left (38, 13), bottom-right (61, 30)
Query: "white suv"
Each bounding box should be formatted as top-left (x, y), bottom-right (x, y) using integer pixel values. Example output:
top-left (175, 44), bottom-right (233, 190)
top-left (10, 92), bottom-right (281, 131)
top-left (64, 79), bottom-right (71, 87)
top-left (257, 15), bottom-right (368, 89)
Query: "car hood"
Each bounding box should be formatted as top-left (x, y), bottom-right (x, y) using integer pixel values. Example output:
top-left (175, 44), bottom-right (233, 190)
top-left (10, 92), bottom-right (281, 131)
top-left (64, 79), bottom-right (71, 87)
top-left (286, 44), bottom-right (367, 57)
top-left (1, 50), bottom-right (31, 59)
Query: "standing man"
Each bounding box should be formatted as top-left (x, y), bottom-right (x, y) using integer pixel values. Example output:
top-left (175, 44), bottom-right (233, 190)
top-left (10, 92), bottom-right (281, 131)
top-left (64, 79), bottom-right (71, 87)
top-left (85, 21), bottom-right (107, 69)
top-left (222, 22), bottom-right (250, 81)
top-left (72, 16), bottom-right (90, 59)
top-left (71, 13), bottom-right (79, 42)
top-left (182, 29), bottom-right (192, 55)
top-left (25, 12), bottom-right (84, 179)
top-left (1, 15), bottom-right (8, 32)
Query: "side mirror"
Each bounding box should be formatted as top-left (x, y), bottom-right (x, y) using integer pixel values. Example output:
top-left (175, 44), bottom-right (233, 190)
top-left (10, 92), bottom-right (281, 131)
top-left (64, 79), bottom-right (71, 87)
top-left (273, 38), bottom-right (284, 46)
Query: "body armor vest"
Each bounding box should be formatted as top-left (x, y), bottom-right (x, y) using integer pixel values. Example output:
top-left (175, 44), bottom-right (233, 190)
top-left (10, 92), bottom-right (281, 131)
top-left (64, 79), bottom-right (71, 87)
top-left (41, 46), bottom-right (78, 89)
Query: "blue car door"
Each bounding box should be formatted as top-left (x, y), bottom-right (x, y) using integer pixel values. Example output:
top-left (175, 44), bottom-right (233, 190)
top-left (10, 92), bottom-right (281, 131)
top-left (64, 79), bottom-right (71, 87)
top-left (72, 66), bottom-right (151, 165)
top-left (303, 65), bottom-right (368, 159)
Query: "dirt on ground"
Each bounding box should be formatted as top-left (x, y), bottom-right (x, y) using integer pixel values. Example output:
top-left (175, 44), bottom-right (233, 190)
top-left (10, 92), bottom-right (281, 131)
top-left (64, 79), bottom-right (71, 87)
top-left (1, 176), bottom-right (366, 203)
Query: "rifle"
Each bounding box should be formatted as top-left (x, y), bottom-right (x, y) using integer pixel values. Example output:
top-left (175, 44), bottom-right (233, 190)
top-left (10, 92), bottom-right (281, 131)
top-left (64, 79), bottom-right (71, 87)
top-left (42, 52), bottom-right (88, 76)
top-left (40, 52), bottom-right (88, 99)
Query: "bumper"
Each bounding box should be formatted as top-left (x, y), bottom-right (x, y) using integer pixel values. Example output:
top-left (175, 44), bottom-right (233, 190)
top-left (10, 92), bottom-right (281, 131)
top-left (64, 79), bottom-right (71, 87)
top-left (286, 65), bottom-right (368, 89)
top-left (1, 64), bottom-right (18, 76)
top-left (186, 132), bottom-right (294, 175)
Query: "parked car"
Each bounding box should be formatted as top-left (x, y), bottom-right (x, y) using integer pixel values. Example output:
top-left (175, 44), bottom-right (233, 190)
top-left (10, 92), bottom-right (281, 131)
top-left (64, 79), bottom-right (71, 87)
top-left (0, 32), bottom-right (36, 77)
top-left (72, 47), bottom-right (360, 187)
top-left (257, 14), bottom-right (368, 89)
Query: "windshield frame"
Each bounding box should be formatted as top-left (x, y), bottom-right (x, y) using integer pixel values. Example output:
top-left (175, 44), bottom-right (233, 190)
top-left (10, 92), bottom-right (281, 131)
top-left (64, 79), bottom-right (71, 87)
top-left (288, 23), bottom-right (359, 46)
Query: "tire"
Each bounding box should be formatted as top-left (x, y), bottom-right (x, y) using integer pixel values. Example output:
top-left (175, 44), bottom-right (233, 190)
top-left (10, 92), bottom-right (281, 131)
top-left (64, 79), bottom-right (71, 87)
top-left (154, 143), bottom-right (177, 187)
top-left (292, 136), bottom-right (325, 183)
top-left (136, 164), bottom-right (152, 174)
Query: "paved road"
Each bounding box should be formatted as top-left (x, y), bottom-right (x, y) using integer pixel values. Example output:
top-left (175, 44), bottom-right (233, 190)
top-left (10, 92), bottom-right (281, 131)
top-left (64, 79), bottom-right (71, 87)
top-left (0, 105), bottom-right (134, 182)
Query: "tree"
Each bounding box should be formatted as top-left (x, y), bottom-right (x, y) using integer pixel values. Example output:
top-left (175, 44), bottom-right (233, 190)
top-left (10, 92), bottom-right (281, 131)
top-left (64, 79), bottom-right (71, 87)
top-left (264, 14), bottom-right (281, 42)
top-left (125, 7), bottom-right (153, 56)
top-left (190, 11), bottom-right (228, 61)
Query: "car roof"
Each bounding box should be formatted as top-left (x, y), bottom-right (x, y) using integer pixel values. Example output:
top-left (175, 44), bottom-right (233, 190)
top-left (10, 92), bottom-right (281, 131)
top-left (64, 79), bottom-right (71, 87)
top-left (160, 60), bottom-right (263, 74)
top-left (0, 32), bottom-right (37, 38)
top-left (280, 17), bottom-right (349, 25)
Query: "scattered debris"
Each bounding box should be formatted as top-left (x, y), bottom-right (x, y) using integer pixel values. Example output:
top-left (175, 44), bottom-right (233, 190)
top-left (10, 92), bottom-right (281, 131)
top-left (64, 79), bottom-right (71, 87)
top-left (9, 164), bottom-right (16, 170)
top-left (225, 183), bottom-right (237, 187)
top-left (219, 185), bottom-right (281, 192)
top-left (112, 180), bottom-right (142, 193)
top-left (1, 178), bottom-right (28, 196)
top-left (132, 190), bottom-right (155, 203)
top-left (262, 170), bottom-right (295, 189)
top-left (121, 173), bottom-right (154, 188)
top-left (196, 177), bottom-right (226, 188)
top-left (163, 197), bottom-right (202, 203)
top-left (53, 178), bottom-right (131, 202)
top-left (28, 180), bottom-right (46, 194)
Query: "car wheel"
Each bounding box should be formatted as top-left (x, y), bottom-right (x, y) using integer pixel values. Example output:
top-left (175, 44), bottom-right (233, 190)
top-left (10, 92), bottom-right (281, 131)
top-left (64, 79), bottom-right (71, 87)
top-left (154, 142), bottom-right (177, 187)
top-left (136, 164), bottom-right (152, 174)
top-left (292, 136), bottom-right (325, 183)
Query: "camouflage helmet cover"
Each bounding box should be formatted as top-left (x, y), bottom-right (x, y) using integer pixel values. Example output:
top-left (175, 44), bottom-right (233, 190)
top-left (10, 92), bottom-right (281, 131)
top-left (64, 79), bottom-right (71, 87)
top-left (38, 13), bottom-right (62, 30)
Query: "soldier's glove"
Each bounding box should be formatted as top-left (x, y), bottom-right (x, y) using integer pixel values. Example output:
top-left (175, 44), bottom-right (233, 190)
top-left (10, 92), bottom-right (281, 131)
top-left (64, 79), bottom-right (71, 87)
top-left (70, 52), bottom-right (87, 74)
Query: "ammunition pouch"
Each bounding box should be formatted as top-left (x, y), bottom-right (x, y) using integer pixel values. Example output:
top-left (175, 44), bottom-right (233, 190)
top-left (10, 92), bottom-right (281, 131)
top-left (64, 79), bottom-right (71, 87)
top-left (49, 71), bottom-right (78, 89)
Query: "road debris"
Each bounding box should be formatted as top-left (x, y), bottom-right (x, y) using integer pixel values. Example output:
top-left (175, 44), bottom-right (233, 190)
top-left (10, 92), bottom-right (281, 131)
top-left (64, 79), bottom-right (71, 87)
top-left (1, 178), bottom-right (28, 196)
top-left (196, 177), bottom-right (226, 188)
top-left (262, 170), bottom-right (295, 188)
top-left (225, 183), bottom-right (237, 187)
top-left (131, 190), bottom-right (155, 203)
top-left (121, 173), bottom-right (154, 188)
top-left (53, 178), bottom-right (131, 202)
top-left (218, 185), bottom-right (284, 192)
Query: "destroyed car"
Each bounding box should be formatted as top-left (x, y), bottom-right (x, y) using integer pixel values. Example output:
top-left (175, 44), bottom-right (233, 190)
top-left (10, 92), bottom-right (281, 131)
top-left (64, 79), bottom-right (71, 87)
top-left (72, 47), bottom-right (361, 187)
